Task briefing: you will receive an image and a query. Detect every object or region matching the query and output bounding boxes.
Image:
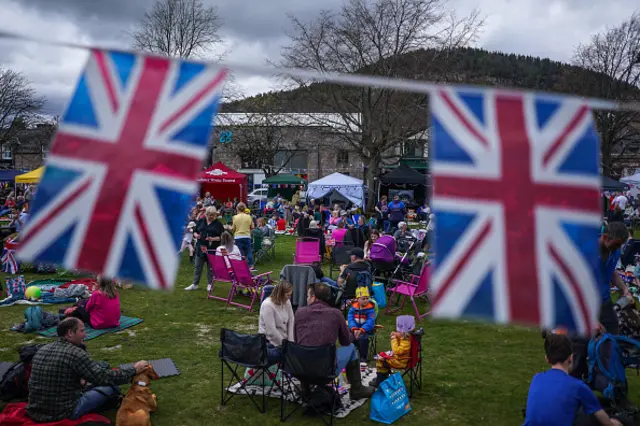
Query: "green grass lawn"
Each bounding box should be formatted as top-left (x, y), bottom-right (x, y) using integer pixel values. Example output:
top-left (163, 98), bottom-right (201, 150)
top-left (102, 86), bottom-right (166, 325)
top-left (0, 236), bottom-right (638, 425)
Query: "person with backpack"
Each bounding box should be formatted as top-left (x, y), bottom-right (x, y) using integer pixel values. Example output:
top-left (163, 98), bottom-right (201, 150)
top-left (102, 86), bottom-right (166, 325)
top-left (337, 247), bottom-right (372, 300)
top-left (26, 317), bottom-right (149, 422)
top-left (598, 222), bottom-right (632, 335)
top-left (523, 333), bottom-right (622, 426)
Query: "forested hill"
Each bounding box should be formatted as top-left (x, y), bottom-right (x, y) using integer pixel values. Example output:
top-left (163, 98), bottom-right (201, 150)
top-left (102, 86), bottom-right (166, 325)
top-left (222, 47), bottom-right (606, 112)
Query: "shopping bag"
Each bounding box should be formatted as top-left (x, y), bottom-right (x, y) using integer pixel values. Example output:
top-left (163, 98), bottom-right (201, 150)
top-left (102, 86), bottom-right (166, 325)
top-left (370, 373), bottom-right (411, 424)
top-left (372, 281), bottom-right (387, 309)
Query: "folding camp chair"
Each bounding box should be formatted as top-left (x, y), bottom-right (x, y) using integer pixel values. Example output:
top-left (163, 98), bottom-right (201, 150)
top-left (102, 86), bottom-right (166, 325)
top-left (395, 327), bottom-right (423, 398)
top-left (207, 254), bottom-right (234, 303)
top-left (280, 340), bottom-right (338, 425)
top-left (228, 258), bottom-right (272, 312)
top-left (385, 264), bottom-right (430, 319)
top-left (219, 328), bottom-right (275, 413)
top-left (293, 237), bottom-right (321, 264)
top-left (329, 244), bottom-right (352, 279)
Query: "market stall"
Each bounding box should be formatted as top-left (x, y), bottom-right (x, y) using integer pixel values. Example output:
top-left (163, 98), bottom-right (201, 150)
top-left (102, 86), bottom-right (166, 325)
top-left (15, 167), bottom-right (44, 184)
top-left (307, 172), bottom-right (365, 207)
top-left (379, 164), bottom-right (428, 204)
top-left (261, 174), bottom-right (306, 199)
top-left (198, 162), bottom-right (248, 202)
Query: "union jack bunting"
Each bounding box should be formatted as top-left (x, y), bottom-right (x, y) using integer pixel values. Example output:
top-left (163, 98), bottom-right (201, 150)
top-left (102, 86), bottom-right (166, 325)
top-left (430, 88), bottom-right (602, 334)
top-left (2, 238), bottom-right (19, 274)
top-left (17, 49), bottom-right (228, 289)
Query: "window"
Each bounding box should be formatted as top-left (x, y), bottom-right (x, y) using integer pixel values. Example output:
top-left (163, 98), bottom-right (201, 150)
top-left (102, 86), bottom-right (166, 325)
top-left (402, 141), bottom-right (424, 157)
top-left (337, 150), bottom-right (349, 167)
top-left (275, 150), bottom-right (308, 170)
top-left (1, 145), bottom-right (12, 160)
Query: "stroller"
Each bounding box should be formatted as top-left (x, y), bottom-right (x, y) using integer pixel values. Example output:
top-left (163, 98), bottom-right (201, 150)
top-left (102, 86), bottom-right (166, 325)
top-left (370, 235), bottom-right (411, 283)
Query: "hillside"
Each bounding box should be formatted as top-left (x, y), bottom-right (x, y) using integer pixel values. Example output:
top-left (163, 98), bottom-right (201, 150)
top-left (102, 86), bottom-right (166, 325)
top-left (222, 47), bottom-right (611, 112)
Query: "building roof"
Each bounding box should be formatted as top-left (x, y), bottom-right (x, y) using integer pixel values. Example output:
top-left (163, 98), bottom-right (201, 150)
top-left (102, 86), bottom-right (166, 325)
top-left (214, 113), bottom-right (361, 132)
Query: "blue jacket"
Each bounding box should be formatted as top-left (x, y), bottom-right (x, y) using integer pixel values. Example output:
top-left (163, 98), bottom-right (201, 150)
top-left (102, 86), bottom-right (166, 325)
top-left (348, 301), bottom-right (376, 333)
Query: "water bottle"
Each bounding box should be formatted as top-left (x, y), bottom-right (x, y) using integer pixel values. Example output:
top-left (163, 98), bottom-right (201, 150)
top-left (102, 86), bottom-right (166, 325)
top-left (614, 296), bottom-right (633, 311)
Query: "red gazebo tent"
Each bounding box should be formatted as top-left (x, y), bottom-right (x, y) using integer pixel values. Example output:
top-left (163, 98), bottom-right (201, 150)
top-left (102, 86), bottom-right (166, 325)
top-left (198, 162), bottom-right (248, 202)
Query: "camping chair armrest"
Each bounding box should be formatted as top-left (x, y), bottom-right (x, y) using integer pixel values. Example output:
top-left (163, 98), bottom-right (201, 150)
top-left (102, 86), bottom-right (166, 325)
top-left (374, 324), bottom-right (384, 330)
top-left (389, 278), bottom-right (419, 289)
top-left (253, 271), bottom-right (273, 279)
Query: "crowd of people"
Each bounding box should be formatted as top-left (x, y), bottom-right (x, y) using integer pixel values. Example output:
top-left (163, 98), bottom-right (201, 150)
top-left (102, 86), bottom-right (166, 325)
top-left (11, 183), bottom-right (640, 425)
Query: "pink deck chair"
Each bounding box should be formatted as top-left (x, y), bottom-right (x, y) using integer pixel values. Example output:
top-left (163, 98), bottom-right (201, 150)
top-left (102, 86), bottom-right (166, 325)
top-left (332, 228), bottom-right (347, 245)
top-left (385, 264), bottom-right (430, 319)
top-left (228, 258), bottom-right (273, 312)
top-left (207, 253), bottom-right (233, 303)
top-left (293, 237), bottom-right (321, 264)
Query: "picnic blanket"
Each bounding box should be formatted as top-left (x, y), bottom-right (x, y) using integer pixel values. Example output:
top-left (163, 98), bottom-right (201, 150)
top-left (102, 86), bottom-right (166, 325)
top-left (226, 366), bottom-right (376, 418)
top-left (37, 315), bottom-right (143, 340)
top-left (0, 402), bottom-right (110, 426)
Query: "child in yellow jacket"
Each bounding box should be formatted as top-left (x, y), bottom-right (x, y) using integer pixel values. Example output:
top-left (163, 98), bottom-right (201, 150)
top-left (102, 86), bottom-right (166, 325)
top-left (371, 315), bottom-right (415, 387)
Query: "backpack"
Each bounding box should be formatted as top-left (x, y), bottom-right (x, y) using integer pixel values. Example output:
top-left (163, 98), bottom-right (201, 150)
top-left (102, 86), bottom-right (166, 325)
top-left (0, 343), bottom-right (44, 401)
top-left (587, 333), bottom-right (640, 404)
top-left (356, 270), bottom-right (373, 295)
top-left (23, 306), bottom-right (43, 333)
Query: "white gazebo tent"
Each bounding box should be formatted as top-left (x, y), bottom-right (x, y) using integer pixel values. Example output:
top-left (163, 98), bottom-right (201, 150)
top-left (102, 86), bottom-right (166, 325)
top-left (621, 173), bottom-right (640, 197)
top-left (307, 172), bottom-right (366, 207)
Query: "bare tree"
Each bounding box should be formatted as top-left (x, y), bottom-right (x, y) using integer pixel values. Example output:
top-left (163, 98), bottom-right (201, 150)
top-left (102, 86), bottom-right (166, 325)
top-left (130, 0), bottom-right (242, 104)
top-left (573, 12), bottom-right (640, 176)
top-left (0, 68), bottom-right (45, 163)
top-left (280, 0), bottom-right (483, 210)
top-left (130, 0), bottom-right (223, 59)
top-left (219, 107), bottom-right (305, 177)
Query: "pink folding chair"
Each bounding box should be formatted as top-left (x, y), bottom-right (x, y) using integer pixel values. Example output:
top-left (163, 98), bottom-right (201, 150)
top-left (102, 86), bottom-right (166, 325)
top-left (228, 258), bottom-right (273, 312)
top-left (293, 238), bottom-right (321, 264)
top-left (332, 228), bottom-right (347, 245)
top-left (385, 264), bottom-right (431, 319)
top-left (207, 254), bottom-right (233, 303)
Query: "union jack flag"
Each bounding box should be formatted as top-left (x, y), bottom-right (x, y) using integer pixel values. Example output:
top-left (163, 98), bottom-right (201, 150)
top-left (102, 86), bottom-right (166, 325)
top-left (430, 88), bottom-right (602, 334)
top-left (2, 238), bottom-right (19, 274)
top-left (17, 49), bottom-right (227, 289)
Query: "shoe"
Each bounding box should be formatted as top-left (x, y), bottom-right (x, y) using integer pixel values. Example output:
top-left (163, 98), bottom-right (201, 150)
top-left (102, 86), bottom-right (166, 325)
top-left (369, 372), bottom-right (389, 388)
top-left (345, 360), bottom-right (374, 399)
top-left (184, 284), bottom-right (198, 291)
top-left (250, 267), bottom-right (257, 272)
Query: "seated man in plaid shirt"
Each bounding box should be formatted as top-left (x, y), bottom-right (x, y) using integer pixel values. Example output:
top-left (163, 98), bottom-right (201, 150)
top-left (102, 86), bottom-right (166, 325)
top-left (26, 317), bottom-right (148, 422)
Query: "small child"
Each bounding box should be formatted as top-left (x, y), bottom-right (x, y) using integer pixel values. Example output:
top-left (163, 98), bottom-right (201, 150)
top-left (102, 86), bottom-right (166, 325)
top-left (179, 221), bottom-right (196, 263)
top-left (371, 315), bottom-right (415, 387)
top-left (348, 287), bottom-right (377, 363)
top-left (268, 214), bottom-right (277, 229)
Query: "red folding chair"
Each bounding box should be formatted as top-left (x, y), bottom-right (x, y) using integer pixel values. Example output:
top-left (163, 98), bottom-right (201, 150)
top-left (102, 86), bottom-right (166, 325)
top-left (228, 258), bottom-right (273, 312)
top-left (385, 264), bottom-right (430, 319)
top-left (207, 253), bottom-right (233, 303)
top-left (293, 237), bottom-right (321, 264)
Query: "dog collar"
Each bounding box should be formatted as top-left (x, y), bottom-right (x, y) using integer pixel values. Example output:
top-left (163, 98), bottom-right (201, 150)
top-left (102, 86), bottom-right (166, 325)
top-left (136, 381), bottom-right (148, 387)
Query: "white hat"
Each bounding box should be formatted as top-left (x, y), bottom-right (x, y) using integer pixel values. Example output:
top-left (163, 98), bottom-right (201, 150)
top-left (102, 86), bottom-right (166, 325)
top-left (309, 220), bottom-right (319, 229)
top-left (187, 221), bottom-right (196, 229)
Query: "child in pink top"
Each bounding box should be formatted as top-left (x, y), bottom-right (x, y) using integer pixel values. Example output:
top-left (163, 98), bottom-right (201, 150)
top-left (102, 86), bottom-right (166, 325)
top-left (84, 277), bottom-right (121, 329)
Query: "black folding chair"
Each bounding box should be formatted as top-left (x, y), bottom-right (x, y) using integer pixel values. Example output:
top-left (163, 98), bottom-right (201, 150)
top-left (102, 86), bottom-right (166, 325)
top-left (330, 244), bottom-right (352, 279)
top-left (219, 328), bottom-right (276, 413)
top-left (280, 341), bottom-right (338, 425)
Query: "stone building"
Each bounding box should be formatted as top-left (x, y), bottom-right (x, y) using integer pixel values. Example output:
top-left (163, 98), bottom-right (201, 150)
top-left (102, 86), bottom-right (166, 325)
top-left (0, 124), bottom-right (53, 170)
top-left (209, 113), bottom-right (428, 190)
top-left (210, 113), bottom-right (367, 188)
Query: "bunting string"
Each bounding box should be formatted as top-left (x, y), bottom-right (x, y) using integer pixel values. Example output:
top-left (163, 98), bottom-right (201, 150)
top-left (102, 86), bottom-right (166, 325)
top-left (0, 29), bottom-right (638, 113)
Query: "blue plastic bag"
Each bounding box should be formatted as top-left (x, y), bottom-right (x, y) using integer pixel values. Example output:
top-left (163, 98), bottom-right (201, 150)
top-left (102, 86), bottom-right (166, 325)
top-left (372, 281), bottom-right (387, 309)
top-left (370, 373), bottom-right (412, 424)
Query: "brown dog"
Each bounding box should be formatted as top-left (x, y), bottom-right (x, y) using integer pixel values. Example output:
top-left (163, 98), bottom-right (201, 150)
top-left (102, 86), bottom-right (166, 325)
top-left (116, 365), bottom-right (161, 426)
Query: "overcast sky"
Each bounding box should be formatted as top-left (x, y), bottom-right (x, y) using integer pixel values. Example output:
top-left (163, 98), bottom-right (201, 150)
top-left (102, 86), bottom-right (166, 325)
top-left (0, 0), bottom-right (635, 115)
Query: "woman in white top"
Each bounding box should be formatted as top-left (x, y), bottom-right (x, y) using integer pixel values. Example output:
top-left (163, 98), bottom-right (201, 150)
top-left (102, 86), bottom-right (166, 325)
top-left (215, 231), bottom-right (242, 260)
top-left (258, 281), bottom-right (294, 364)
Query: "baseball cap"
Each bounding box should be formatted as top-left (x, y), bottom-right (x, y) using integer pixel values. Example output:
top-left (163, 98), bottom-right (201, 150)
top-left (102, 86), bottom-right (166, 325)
top-left (350, 247), bottom-right (365, 259)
